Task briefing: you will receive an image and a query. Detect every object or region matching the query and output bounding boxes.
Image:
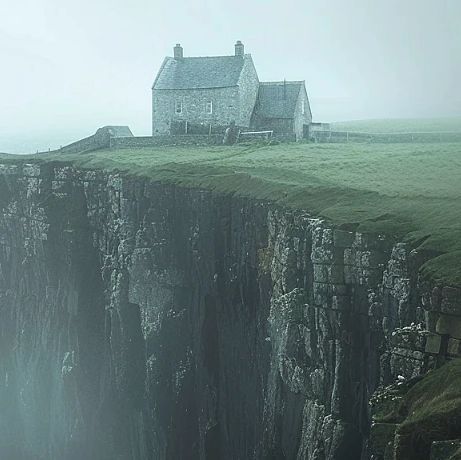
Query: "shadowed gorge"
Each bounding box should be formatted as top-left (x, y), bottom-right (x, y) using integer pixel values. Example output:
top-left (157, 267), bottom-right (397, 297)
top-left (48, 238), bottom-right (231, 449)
top-left (0, 158), bottom-right (461, 459)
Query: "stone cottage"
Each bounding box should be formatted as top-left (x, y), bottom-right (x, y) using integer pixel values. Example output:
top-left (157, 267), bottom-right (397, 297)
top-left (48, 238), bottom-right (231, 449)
top-left (152, 42), bottom-right (312, 140)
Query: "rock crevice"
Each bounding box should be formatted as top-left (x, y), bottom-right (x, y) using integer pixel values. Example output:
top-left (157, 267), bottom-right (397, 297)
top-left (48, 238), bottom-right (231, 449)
top-left (0, 162), bottom-right (459, 459)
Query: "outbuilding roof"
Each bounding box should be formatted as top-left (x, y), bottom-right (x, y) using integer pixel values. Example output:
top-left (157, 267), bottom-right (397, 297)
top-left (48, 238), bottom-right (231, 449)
top-left (104, 126), bottom-right (134, 137)
top-left (256, 81), bottom-right (305, 119)
top-left (153, 55), bottom-right (249, 90)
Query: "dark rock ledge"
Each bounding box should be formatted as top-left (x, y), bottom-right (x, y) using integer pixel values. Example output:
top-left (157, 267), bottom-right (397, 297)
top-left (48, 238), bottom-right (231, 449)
top-left (0, 162), bottom-right (460, 460)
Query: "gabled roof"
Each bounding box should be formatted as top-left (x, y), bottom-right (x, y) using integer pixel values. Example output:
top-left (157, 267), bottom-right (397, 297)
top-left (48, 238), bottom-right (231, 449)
top-left (153, 55), bottom-right (249, 90)
top-left (104, 126), bottom-right (134, 137)
top-left (256, 81), bottom-right (305, 119)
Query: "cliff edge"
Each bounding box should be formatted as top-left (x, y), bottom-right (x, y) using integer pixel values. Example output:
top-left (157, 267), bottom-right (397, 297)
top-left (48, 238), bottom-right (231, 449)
top-left (1, 145), bottom-right (460, 459)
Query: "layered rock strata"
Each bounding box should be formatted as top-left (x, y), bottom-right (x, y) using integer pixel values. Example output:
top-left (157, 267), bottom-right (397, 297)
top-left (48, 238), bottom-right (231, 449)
top-left (0, 162), bottom-right (459, 459)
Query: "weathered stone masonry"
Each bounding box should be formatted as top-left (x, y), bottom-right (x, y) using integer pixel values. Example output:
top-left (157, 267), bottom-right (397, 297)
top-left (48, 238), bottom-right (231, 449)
top-left (152, 45), bottom-right (259, 136)
top-left (152, 42), bottom-right (311, 140)
top-left (152, 86), bottom-right (241, 135)
top-left (0, 161), bottom-right (460, 460)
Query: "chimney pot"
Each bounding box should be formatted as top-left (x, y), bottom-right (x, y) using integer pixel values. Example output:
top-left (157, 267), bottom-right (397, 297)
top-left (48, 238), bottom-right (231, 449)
top-left (235, 40), bottom-right (244, 56)
top-left (174, 43), bottom-right (183, 59)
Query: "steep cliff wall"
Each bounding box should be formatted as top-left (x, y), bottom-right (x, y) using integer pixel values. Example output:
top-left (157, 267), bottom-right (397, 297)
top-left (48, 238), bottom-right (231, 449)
top-left (0, 161), bottom-right (459, 459)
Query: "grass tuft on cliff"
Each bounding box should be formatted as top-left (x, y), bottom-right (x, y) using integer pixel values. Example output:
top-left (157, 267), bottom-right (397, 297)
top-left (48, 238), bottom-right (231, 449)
top-left (393, 359), bottom-right (461, 459)
top-left (2, 139), bottom-right (461, 287)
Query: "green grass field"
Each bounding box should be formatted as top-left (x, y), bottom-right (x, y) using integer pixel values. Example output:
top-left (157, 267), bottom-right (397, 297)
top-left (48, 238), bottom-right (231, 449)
top-left (2, 119), bottom-right (461, 287)
top-left (332, 117), bottom-right (461, 133)
top-left (6, 139), bottom-right (459, 286)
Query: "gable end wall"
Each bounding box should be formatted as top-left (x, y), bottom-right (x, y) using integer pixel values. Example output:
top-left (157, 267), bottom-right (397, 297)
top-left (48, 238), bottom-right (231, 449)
top-left (293, 84), bottom-right (312, 140)
top-left (237, 56), bottom-right (260, 128)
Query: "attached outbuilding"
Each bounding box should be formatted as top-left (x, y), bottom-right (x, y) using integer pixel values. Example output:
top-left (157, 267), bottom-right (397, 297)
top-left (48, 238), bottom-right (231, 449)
top-left (252, 81), bottom-right (312, 141)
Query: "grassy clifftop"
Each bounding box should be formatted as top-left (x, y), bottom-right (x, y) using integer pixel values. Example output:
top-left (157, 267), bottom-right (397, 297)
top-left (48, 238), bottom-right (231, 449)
top-left (2, 139), bottom-right (461, 286)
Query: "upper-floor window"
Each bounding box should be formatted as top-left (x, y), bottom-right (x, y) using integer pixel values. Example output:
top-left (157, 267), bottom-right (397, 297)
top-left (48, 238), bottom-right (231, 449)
top-left (301, 100), bottom-right (306, 115)
top-left (206, 101), bottom-right (213, 114)
top-left (175, 101), bottom-right (183, 114)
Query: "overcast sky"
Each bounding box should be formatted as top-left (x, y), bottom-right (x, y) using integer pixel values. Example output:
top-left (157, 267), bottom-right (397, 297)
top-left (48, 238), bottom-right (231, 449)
top-left (1, 0), bottom-right (460, 152)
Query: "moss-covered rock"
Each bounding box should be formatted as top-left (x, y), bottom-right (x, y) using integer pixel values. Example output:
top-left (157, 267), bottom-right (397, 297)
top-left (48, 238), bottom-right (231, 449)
top-left (430, 440), bottom-right (461, 460)
top-left (394, 359), bottom-right (461, 459)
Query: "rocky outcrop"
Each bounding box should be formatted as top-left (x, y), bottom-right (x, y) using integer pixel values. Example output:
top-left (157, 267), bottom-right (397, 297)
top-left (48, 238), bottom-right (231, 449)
top-left (0, 161), bottom-right (460, 459)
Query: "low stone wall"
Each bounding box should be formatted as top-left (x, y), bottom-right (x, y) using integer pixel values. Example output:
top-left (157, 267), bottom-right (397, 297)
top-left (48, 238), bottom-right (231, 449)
top-left (60, 128), bottom-right (297, 153)
top-left (60, 133), bottom-right (106, 154)
top-left (110, 134), bottom-right (223, 149)
top-left (61, 126), bottom-right (133, 154)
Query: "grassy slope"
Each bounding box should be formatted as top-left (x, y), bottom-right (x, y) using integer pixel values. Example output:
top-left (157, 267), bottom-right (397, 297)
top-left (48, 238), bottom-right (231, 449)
top-left (374, 359), bottom-right (461, 458)
top-left (400, 359), bottom-right (461, 429)
top-left (397, 359), bottom-right (461, 458)
top-left (332, 117), bottom-right (461, 133)
top-left (2, 137), bottom-right (461, 286)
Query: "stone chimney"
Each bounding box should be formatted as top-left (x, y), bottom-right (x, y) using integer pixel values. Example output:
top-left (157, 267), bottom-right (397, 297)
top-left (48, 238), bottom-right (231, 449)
top-left (174, 44), bottom-right (183, 59)
top-left (235, 40), bottom-right (244, 56)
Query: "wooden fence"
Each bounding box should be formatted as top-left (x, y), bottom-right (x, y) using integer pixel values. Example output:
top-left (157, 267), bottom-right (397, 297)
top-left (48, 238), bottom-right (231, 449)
top-left (310, 131), bottom-right (461, 144)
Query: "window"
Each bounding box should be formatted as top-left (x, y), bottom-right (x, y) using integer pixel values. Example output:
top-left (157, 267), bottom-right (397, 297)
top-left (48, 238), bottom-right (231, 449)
top-left (175, 101), bottom-right (183, 114)
top-left (301, 100), bottom-right (305, 115)
top-left (206, 101), bottom-right (213, 114)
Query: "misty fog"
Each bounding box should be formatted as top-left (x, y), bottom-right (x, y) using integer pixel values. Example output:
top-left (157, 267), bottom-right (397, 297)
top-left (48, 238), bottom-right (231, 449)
top-left (1, 0), bottom-right (460, 153)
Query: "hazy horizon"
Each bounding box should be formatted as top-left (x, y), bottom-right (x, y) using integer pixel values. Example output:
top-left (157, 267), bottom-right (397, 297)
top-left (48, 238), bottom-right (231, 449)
top-left (1, 0), bottom-right (460, 153)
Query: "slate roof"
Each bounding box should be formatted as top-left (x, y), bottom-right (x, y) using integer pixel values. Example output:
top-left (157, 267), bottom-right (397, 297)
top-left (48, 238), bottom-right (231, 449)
top-left (105, 126), bottom-right (134, 137)
top-left (256, 81), bottom-right (304, 119)
top-left (153, 55), bottom-right (247, 90)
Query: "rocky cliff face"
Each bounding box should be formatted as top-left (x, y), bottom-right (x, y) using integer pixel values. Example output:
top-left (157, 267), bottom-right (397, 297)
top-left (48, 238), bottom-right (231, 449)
top-left (0, 162), bottom-right (459, 460)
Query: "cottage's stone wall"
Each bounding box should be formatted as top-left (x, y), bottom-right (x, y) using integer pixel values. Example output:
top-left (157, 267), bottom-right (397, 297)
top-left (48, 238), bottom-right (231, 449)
top-left (152, 55), bottom-right (259, 136)
top-left (152, 86), bottom-right (241, 135)
top-left (253, 117), bottom-right (294, 135)
top-left (237, 55), bottom-right (259, 127)
top-left (293, 84), bottom-right (312, 140)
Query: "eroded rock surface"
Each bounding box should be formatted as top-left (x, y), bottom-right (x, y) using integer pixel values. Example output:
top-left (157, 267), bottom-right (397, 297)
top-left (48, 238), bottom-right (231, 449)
top-left (0, 163), bottom-right (460, 459)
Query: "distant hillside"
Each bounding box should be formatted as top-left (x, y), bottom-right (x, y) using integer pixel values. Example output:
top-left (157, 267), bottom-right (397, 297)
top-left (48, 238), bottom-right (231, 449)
top-left (332, 117), bottom-right (461, 133)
